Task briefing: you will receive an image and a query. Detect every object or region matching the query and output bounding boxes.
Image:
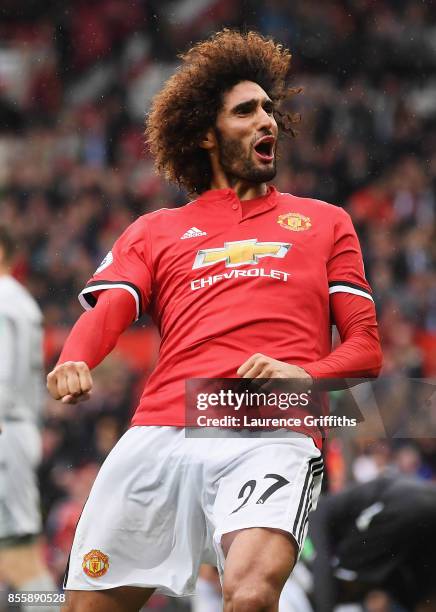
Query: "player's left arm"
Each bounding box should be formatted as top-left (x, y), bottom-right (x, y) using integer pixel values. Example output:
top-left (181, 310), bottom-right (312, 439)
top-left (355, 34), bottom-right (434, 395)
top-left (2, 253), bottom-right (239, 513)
top-left (302, 206), bottom-right (382, 382)
top-left (238, 207), bottom-right (382, 387)
top-left (237, 293), bottom-right (382, 384)
top-left (302, 291), bottom-right (382, 381)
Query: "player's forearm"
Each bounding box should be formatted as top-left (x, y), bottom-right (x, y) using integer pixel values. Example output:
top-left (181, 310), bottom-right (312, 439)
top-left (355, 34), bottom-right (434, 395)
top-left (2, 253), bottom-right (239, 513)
top-left (303, 292), bottom-right (382, 384)
top-left (57, 289), bottom-right (136, 369)
top-left (303, 325), bottom-right (382, 380)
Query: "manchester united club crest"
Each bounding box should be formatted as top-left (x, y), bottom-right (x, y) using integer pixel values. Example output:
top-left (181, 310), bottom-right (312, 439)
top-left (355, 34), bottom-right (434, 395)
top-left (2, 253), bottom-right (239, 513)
top-left (82, 550), bottom-right (109, 578)
top-left (277, 213), bottom-right (312, 232)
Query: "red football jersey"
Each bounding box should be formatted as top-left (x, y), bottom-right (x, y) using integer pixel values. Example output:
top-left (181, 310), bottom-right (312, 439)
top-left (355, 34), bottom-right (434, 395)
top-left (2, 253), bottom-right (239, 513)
top-left (79, 186), bottom-right (373, 444)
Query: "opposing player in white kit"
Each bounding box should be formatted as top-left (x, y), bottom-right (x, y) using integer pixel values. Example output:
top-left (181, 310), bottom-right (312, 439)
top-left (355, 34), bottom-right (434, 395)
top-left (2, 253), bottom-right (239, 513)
top-left (47, 30), bottom-right (382, 611)
top-left (0, 226), bottom-right (57, 611)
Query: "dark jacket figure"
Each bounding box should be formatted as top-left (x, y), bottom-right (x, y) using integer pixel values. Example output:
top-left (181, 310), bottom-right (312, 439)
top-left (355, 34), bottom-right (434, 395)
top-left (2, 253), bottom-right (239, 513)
top-left (310, 474), bottom-right (436, 611)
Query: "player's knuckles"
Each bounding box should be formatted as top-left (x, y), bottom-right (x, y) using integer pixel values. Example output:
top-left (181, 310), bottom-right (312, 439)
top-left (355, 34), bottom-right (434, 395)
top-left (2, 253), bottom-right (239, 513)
top-left (65, 362), bottom-right (82, 373)
top-left (251, 353), bottom-right (265, 363)
top-left (79, 383), bottom-right (92, 396)
top-left (56, 373), bottom-right (70, 393)
top-left (78, 370), bottom-right (93, 387)
top-left (75, 361), bottom-right (90, 372)
top-left (56, 361), bottom-right (73, 370)
top-left (56, 361), bottom-right (85, 375)
top-left (67, 378), bottom-right (82, 395)
top-left (52, 366), bottom-right (70, 380)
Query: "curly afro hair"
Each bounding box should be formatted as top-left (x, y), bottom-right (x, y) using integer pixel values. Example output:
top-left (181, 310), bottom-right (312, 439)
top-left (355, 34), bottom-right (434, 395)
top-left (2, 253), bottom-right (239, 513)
top-left (145, 29), bottom-right (299, 196)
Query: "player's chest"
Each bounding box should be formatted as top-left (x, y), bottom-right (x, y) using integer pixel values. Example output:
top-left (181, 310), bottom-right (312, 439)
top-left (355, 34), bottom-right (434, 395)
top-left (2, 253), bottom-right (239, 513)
top-left (152, 213), bottom-right (330, 291)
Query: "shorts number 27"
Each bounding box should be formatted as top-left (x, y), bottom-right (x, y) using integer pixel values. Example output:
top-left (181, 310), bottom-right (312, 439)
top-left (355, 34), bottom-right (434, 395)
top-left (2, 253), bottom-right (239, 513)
top-left (231, 474), bottom-right (290, 514)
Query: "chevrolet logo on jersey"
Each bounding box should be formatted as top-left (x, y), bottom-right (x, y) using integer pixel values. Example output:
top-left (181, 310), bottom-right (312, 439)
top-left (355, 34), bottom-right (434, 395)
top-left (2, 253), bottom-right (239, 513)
top-left (193, 239), bottom-right (291, 269)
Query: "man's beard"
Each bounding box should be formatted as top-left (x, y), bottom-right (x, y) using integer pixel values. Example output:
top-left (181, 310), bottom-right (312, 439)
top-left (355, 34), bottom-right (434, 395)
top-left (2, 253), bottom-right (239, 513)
top-left (216, 130), bottom-right (276, 184)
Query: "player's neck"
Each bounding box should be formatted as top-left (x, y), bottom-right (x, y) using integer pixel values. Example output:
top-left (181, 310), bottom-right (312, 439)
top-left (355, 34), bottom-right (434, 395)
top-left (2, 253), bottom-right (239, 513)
top-left (210, 174), bottom-right (268, 201)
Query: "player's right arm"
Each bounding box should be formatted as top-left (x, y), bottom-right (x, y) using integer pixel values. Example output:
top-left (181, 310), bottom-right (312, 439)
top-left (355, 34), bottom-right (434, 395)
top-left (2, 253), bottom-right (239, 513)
top-left (48, 216), bottom-right (154, 404)
top-left (47, 288), bottom-right (136, 404)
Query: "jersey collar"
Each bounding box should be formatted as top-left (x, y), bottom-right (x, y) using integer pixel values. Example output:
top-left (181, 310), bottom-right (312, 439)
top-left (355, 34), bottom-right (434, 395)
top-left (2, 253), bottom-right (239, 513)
top-left (196, 185), bottom-right (278, 221)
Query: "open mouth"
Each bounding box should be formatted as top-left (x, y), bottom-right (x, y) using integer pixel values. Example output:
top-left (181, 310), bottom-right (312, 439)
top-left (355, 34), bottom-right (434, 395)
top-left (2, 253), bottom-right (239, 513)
top-left (254, 136), bottom-right (275, 162)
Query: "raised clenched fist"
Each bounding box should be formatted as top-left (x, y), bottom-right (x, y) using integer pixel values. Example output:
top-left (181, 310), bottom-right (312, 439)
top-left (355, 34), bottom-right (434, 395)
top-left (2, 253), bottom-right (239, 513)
top-left (47, 361), bottom-right (93, 404)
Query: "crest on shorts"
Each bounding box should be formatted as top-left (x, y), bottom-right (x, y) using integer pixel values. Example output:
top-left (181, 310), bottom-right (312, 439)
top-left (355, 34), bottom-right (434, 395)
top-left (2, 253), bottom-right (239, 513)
top-left (277, 213), bottom-right (311, 232)
top-left (82, 549), bottom-right (109, 578)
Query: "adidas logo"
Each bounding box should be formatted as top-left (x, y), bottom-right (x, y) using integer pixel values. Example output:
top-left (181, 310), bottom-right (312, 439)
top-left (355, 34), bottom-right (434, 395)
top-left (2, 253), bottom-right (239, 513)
top-left (180, 227), bottom-right (207, 239)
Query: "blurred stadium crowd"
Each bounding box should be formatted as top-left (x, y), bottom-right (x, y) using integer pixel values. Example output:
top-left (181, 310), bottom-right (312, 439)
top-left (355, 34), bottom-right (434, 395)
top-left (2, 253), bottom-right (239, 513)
top-left (1, 0), bottom-right (436, 606)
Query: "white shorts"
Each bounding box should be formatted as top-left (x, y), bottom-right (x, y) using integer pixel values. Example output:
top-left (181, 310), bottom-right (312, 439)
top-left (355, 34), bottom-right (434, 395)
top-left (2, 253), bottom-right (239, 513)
top-left (65, 426), bottom-right (323, 596)
top-left (0, 422), bottom-right (42, 541)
